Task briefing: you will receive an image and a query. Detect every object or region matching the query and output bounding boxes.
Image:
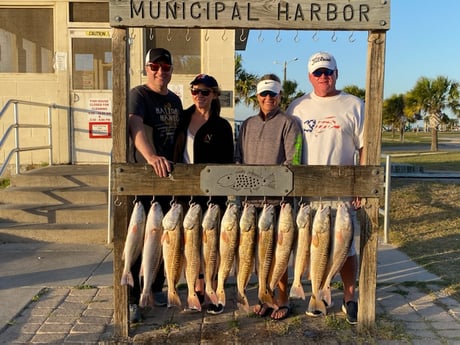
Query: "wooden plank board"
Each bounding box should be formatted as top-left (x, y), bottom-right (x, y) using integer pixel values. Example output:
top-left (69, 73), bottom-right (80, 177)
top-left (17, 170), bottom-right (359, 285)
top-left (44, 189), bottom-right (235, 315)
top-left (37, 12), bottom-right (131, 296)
top-left (111, 163), bottom-right (384, 198)
top-left (357, 30), bottom-right (387, 333)
top-left (109, 0), bottom-right (390, 31)
top-left (111, 28), bottom-right (129, 338)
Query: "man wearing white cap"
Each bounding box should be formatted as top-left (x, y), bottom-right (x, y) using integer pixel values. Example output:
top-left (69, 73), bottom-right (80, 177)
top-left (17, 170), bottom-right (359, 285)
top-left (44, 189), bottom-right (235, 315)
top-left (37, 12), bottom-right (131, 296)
top-left (236, 74), bottom-right (302, 321)
top-left (287, 51), bottom-right (364, 325)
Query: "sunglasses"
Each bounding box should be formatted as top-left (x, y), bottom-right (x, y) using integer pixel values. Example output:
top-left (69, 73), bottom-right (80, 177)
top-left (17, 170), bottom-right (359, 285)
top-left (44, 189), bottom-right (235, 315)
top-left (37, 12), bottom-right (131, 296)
top-left (312, 68), bottom-right (335, 77)
top-left (191, 88), bottom-right (212, 96)
top-left (259, 91), bottom-right (278, 98)
top-left (148, 63), bottom-right (172, 72)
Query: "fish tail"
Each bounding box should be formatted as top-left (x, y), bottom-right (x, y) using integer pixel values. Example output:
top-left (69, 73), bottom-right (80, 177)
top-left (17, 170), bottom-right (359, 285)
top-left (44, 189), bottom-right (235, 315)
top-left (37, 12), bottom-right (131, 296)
top-left (205, 286), bottom-right (219, 305)
top-left (139, 292), bottom-right (151, 308)
top-left (319, 285), bottom-right (332, 307)
top-left (167, 289), bottom-right (182, 309)
top-left (120, 272), bottom-right (134, 287)
top-left (289, 283), bottom-right (306, 300)
top-left (258, 288), bottom-right (274, 308)
top-left (217, 287), bottom-right (226, 307)
top-left (187, 293), bottom-right (202, 311)
top-left (236, 289), bottom-right (250, 312)
top-left (307, 294), bottom-right (327, 316)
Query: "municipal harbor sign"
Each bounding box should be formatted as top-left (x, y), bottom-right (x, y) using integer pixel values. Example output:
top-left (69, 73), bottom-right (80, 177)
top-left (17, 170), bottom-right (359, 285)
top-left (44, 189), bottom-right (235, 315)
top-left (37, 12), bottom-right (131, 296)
top-left (109, 0), bottom-right (390, 30)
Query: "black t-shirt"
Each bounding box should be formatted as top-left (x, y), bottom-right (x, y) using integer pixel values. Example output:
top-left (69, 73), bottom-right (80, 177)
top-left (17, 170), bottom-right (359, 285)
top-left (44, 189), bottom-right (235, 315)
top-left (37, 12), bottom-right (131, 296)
top-left (128, 84), bottom-right (183, 162)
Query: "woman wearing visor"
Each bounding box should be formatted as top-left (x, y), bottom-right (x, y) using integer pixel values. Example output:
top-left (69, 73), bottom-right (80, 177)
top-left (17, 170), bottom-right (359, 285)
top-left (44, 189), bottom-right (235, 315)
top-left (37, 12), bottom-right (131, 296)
top-left (235, 74), bottom-right (302, 321)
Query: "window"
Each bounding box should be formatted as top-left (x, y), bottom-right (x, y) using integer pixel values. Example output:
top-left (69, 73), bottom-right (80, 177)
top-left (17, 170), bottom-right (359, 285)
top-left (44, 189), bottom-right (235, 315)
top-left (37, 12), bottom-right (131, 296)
top-left (143, 28), bottom-right (201, 75)
top-left (0, 8), bottom-right (53, 73)
top-left (69, 2), bottom-right (109, 23)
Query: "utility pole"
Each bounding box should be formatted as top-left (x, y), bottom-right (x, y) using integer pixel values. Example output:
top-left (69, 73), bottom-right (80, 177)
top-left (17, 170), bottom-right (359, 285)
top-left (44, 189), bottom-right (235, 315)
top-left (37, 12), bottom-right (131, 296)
top-left (274, 57), bottom-right (299, 84)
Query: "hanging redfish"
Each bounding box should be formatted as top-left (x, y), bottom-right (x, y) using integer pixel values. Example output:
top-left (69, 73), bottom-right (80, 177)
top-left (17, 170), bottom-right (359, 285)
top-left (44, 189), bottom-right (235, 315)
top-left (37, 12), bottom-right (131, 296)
top-left (236, 202), bottom-right (257, 312)
top-left (306, 204), bottom-right (331, 317)
top-left (121, 201), bottom-right (145, 287)
top-left (201, 203), bottom-right (221, 306)
top-left (320, 202), bottom-right (353, 307)
top-left (139, 201), bottom-right (164, 307)
top-left (183, 202), bottom-right (203, 311)
top-left (256, 203), bottom-right (275, 307)
top-left (162, 202), bottom-right (184, 308)
top-left (269, 202), bottom-right (296, 292)
top-left (290, 203), bottom-right (312, 300)
top-left (216, 203), bottom-right (239, 307)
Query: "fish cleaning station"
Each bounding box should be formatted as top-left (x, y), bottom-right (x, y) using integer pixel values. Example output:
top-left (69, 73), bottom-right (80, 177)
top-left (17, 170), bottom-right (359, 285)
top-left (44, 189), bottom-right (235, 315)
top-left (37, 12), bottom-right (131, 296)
top-left (109, 0), bottom-right (390, 337)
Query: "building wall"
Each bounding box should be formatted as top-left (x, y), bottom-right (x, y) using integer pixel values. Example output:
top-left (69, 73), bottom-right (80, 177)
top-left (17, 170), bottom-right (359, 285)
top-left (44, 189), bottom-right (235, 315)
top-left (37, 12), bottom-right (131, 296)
top-left (0, 1), bottom-right (71, 168)
top-left (0, 1), bottom-right (236, 170)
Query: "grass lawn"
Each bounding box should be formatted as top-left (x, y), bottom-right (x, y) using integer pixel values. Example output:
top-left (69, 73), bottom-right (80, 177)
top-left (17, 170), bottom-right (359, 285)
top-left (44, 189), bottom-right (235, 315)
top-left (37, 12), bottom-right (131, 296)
top-left (379, 132), bottom-right (460, 302)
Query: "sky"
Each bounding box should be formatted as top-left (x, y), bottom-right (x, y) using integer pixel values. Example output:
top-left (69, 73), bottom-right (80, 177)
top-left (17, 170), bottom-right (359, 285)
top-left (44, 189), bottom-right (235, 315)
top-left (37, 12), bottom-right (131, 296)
top-left (235, 0), bottom-right (460, 120)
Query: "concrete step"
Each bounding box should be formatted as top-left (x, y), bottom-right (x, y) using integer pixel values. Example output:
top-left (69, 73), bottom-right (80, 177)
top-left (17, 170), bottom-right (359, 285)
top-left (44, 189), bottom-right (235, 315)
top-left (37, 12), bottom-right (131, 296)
top-left (10, 165), bottom-right (108, 188)
top-left (0, 203), bottom-right (107, 224)
top-left (1, 165), bottom-right (110, 244)
top-left (0, 222), bottom-right (107, 244)
top-left (0, 186), bottom-right (108, 205)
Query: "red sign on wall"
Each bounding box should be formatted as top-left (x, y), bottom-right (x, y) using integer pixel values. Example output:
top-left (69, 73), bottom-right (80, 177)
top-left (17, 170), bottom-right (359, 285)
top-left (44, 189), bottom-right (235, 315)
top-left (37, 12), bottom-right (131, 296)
top-left (89, 122), bottom-right (112, 138)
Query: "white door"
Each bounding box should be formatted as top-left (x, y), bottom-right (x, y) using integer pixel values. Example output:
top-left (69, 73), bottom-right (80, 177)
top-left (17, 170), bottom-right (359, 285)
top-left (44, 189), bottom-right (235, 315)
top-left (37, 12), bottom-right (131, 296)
top-left (70, 29), bottom-right (112, 164)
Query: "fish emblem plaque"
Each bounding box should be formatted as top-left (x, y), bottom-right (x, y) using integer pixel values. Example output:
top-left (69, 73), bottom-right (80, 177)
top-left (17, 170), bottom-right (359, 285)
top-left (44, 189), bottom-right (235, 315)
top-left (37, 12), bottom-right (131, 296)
top-left (200, 165), bottom-right (293, 196)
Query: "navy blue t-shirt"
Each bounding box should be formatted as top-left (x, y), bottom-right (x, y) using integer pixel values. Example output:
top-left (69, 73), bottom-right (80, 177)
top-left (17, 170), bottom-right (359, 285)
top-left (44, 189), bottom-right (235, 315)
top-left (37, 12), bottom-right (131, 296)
top-left (128, 84), bottom-right (183, 162)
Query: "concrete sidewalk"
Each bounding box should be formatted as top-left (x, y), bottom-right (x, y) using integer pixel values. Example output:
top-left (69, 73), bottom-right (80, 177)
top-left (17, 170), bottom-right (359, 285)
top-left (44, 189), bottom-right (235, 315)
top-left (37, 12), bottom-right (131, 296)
top-left (1, 240), bottom-right (459, 344)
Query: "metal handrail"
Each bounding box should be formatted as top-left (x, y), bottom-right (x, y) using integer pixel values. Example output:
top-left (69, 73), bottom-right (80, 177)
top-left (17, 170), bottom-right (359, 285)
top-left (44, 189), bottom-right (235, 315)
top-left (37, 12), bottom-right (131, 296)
top-left (0, 100), bottom-right (54, 177)
top-left (0, 99), bottom-right (113, 178)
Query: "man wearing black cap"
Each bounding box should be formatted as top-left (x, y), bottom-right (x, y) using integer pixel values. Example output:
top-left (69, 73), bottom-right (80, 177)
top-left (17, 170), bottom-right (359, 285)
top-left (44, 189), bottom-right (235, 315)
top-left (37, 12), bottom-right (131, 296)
top-left (127, 48), bottom-right (183, 323)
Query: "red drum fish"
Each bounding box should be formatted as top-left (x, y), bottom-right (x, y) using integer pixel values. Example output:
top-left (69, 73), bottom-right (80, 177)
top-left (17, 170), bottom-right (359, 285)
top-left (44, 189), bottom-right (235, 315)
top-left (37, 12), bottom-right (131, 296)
top-left (307, 204), bottom-right (331, 317)
top-left (320, 202), bottom-right (353, 307)
top-left (256, 203), bottom-right (275, 307)
top-left (216, 203), bottom-right (239, 307)
top-left (162, 202), bottom-right (184, 308)
top-left (236, 202), bottom-right (257, 312)
top-left (121, 201), bottom-right (145, 287)
top-left (202, 203), bottom-right (221, 306)
top-left (183, 202), bottom-right (203, 311)
top-left (139, 201), bottom-right (164, 307)
top-left (290, 203), bottom-right (312, 300)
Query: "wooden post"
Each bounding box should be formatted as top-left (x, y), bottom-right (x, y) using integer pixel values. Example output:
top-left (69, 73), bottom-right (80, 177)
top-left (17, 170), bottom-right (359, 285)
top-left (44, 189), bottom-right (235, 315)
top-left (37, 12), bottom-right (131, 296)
top-left (358, 30), bottom-right (386, 333)
top-left (111, 27), bottom-right (130, 338)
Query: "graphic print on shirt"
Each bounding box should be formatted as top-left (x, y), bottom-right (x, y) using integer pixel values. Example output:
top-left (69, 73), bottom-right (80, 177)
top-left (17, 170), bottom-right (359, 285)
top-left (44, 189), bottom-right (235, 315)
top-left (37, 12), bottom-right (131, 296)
top-left (156, 102), bottom-right (181, 139)
top-left (303, 115), bottom-right (340, 137)
top-left (203, 134), bottom-right (213, 144)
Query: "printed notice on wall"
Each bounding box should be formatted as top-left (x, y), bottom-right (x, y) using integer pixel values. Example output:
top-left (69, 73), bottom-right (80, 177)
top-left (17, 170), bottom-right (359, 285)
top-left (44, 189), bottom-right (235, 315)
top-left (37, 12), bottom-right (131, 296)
top-left (88, 98), bottom-right (112, 138)
top-left (54, 52), bottom-right (67, 71)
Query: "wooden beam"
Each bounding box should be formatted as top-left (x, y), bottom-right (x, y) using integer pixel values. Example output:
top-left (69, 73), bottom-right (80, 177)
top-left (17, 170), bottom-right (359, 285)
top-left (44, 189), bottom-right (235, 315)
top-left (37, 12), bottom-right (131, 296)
top-left (111, 163), bottom-right (384, 198)
top-left (109, 0), bottom-right (391, 31)
top-left (358, 30), bottom-right (386, 333)
top-left (111, 27), bottom-right (130, 338)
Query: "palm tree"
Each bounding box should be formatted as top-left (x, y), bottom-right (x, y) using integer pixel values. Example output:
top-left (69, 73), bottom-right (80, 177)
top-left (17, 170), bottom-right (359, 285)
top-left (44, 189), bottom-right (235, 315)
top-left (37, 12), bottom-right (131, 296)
top-left (234, 54), bottom-right (258, 109)
top-left (383, 94), bottom-right (406, 141)
top-left (405, 76), bottom-right (460, 151)
top-left (343, 85), bottom-right (366, 101)
top-left (281, 80), bottom-right (304, 110)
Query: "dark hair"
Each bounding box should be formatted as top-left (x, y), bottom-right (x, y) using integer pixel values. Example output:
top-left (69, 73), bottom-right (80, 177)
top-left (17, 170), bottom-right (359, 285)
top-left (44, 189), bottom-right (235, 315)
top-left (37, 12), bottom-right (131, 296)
top-left (259, 73), bottom-right (281, 83)
top-left (211, 95), bottom-right (221, 117)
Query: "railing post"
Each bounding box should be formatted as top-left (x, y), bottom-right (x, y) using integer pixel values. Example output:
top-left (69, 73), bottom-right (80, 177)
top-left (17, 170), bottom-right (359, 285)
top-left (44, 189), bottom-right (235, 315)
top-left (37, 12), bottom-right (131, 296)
top-left (69, 107), bottom-right (75, 164)
top-left (13, 102), bottom-right (20, 174)
top-left (47, 105), bottom-right (53, 166)
top-left (383, 154), bottom-right (391, 244)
